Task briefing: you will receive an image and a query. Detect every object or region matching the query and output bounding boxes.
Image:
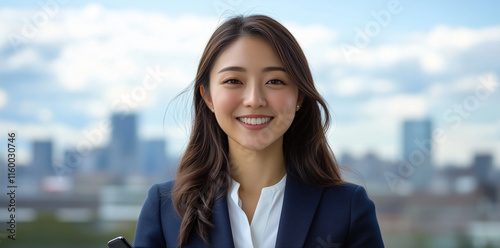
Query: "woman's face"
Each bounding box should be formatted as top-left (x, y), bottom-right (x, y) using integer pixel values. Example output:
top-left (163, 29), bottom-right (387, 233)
top-left (202, 36), bottom-right (302, 152)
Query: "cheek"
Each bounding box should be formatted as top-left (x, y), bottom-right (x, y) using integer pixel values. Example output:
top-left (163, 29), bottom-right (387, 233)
top-left (268, 91), bottom-right (298, 132)
top-left (270, 91), bottom-right (297, 115)
top-left (213, 90), bottom-right (240, 115)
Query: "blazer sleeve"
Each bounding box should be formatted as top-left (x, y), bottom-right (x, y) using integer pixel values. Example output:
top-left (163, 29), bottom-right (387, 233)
top-left (345, 185), bottom-right (384, 247)
top-left (134, 184), bottom-right (167, 248)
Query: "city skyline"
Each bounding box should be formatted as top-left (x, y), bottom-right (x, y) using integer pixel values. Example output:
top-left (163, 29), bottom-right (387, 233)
top-left (6, 110), bottom-right (500, 171)
top-left (9, 111), bottom-right (498, 192)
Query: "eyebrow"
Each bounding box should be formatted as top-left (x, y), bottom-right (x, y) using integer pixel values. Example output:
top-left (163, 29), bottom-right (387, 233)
top-left (217, 66), bottom-right (286, 74)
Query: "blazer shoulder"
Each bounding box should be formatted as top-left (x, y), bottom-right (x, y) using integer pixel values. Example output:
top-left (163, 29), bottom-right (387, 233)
top-left (322, 182), bottom-right (368, 197)
top-left (135, 179), bottom-right (180, 248)
top-left (321, 182), bottom-right (384, 247)
top-left (321, 182), bottom-right (377, 217)
top-left (143, 179), bottom-right (177, 208)
top-left (153, 179), bottom-right (176, 195)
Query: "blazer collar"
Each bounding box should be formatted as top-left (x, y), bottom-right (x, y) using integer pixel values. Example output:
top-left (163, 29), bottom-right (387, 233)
top-left (188, 177), bottom-right (323, 247)
top-left (275, 176), bottom-right (324, 247)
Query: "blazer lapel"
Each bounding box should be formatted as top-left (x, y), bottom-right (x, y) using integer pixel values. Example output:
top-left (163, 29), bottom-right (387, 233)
top-left (210, 195), bottom-right (235, 247)
top-left (275, 177), bottom-right (324, 247)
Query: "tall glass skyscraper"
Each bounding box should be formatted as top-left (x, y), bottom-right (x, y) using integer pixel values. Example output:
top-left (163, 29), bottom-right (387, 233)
top-left (402, 119), bottom-right (433, 192)
top-left (33, 140), bottom-right (53, 176)
top-left (109, 113), bottom-right (139, 182)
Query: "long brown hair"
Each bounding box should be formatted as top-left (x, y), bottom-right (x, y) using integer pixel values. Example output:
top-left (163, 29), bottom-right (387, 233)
top-left (171, 15), bottom-right (344, 246)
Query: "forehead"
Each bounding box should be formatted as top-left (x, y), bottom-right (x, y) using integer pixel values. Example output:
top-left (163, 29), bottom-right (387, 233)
top-left (212, 36), bottom-right (284, 71)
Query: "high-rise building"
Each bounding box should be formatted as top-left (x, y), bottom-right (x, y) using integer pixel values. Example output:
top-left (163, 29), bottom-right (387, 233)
top-left (472, 153), bottom-right (497, 207)
top-left (109, 113), bottom-right (139, 181)
top-left (472, 153), bottom-right (493, 184)
top-left (141, 139), bottom-right (170, 180)
top-left (33, 140), bottom-right (53, 176)
top-left (402, 119), bottom-right (433, 192)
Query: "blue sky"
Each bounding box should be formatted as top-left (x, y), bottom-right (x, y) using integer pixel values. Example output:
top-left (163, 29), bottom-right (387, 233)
top-left (3, 1), bottom-right (500, 30)
top-left (1, 0), bottom-right (499, 167)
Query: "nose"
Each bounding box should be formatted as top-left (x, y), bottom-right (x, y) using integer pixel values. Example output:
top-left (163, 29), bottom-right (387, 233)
top-left (242, 81), bottom-right (266, 108)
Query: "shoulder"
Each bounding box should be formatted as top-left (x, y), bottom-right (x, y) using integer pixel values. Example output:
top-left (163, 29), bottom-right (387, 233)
top-left (135, 179), bottom-right (180, 248)
top-left (319, 182), bottom-right (384, 247)
top-left (140, 179), bottom-right (181, 228)
top-left (322, 182), bottom-right (370, 199)
top-left (320, 182), bottom-right (376, 213)
top-left (150, 179), bottom-right (176, 195)
top-left (145, 179), bottom-right (176, 198)
top-left (141, 180), bottom-right (177, 214)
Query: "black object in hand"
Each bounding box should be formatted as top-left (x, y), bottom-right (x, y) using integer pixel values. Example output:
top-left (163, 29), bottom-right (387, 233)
top-left (108, 236), bottom-right (133, 248)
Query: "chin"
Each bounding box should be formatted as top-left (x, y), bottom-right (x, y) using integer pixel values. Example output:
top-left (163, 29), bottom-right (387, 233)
top-left (240, 142), bottom-right (271, 151)
top-left (239, 136), bottom-right (280, 151)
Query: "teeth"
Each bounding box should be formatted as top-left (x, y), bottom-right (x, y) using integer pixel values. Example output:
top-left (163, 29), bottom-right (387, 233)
top-left (238, 117), bottom-right (272, 125)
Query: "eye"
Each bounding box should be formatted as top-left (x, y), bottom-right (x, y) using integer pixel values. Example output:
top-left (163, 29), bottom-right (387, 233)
top-left (267, 79), bottom-right (285, 85)
top-left (223, 78), bottom-right (242, 85)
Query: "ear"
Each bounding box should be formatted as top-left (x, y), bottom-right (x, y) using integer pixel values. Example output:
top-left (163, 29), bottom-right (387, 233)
top-left (297, 92), bottom-right (305, 107)
top-left (200, 85), bottom-right (214, 111)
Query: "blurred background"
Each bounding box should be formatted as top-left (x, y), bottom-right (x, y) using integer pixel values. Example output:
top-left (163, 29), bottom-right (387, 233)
top-left (0, 0), bottom-right (499, 247)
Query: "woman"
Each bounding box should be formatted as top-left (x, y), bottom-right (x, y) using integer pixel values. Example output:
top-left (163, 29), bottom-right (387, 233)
top-left (134, 15), bottom-right (384, 248)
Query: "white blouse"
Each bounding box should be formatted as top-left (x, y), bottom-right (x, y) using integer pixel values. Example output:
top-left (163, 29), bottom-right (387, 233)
top-left (227, 175), bottom-right (286, 248)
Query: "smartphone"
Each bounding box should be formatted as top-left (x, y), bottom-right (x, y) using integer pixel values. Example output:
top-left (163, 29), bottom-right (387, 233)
top-left (108, 236), bottom-right (133, 248)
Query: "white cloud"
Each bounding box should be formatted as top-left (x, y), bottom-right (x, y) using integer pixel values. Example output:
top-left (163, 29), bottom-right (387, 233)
top-left (288, 23), bottom-right (337, 48)
top-left (330, 76), bottom-right (397, 96)
top-left (480, 73), bottom-right (499, 93)
top-left (344, 44), bottom-right (423, 68)
top-left (52, 39), bottom-right (137, 91)
top-left (328, 118), bottom-right (399, 160)
top-left (4, 48), bottom-right (42, 69)
top-left (426, 25), bottom-right (500, 50)
top-left (427, 81), bottom-right (447, 97)
top-left (287, 23), bottom-right (339, 67)
top-left (71, 99), bottom-right (110, 119)
top-left (333, 77), bottom-right (364, 96)
top-left (19, 100), bottom-right (35, 115)
top-left (342, 24), bottom-right (500, 74)
top-left (427, 72), bottom-right (499, 97)
top-left (360, 94), bottom-right (428, 119)
top-left (0, 4), bottom-right (216, 125)
top-left (1, 4), bottom-right (215, 93)
top-left (419, 51), bottom-right (445, 74)
top-left (37, 107), bottom-right (53, 122)
top-left (0, 8), bottom-right (28, 49)
top-left (0, 88), bottom-right (7, 108)
top-left (371, 79), bottom-right (397, 93)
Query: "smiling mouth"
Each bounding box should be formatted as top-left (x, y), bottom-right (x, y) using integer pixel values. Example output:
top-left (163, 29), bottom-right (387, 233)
top-left (237, 117), bottom-right (273, 125)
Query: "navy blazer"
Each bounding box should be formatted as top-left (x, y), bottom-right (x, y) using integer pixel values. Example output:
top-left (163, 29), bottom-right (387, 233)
top-left (134, 177), bottom-right (384, 247)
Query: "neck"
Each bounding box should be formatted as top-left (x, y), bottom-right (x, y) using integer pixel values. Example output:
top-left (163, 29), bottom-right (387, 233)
top-left (228, 137), bottom-right (286, 194)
